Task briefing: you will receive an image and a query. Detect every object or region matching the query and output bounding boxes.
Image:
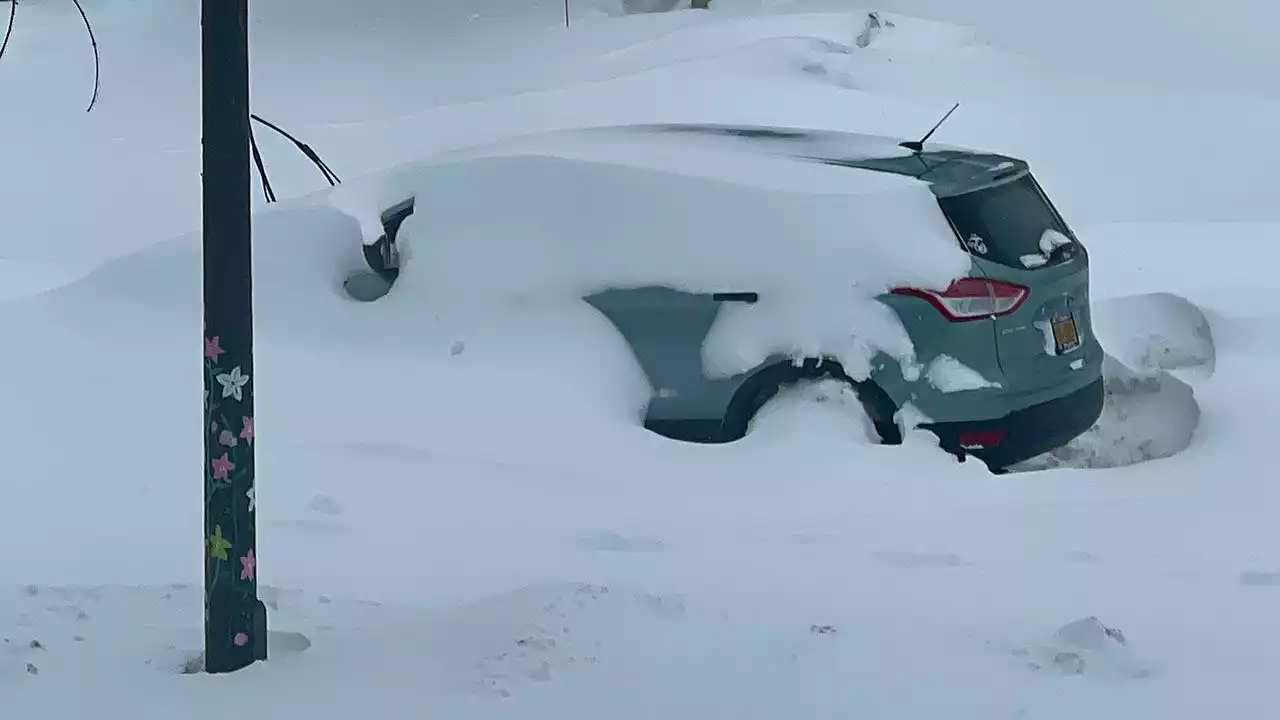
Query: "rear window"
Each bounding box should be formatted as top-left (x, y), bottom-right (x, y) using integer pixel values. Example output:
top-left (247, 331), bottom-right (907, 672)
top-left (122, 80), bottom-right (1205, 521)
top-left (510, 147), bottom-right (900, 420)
top-left (937, 174), bottom-right (1078, 269)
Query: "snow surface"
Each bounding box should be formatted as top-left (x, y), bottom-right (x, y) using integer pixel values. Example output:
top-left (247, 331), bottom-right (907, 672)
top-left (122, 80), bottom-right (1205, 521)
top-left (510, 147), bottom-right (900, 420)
top-left (4, 1), bottom-right (1280, 718)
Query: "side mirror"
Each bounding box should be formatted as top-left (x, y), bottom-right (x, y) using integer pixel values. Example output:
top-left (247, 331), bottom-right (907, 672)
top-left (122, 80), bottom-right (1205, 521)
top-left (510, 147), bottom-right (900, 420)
top-left (364, 197), bottom-right (416, 281)
top-left (344, 197), bottom-right (416, 302)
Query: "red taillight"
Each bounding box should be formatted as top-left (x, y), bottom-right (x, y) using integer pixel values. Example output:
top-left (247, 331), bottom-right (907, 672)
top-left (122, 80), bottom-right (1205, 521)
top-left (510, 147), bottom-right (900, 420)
top-left (891, 277), bottom-right (1029, 322)
top-left (957, 428), bottom-right (1007, 449)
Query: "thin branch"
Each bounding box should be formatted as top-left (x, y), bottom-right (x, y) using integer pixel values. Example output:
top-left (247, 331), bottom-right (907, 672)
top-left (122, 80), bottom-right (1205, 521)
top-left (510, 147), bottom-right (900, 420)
top-left (249, 126), bottom-right (277, 203)
top-left (70, 0), bottom-right (100, 112)
top-left (250, 113), bottom-right (342, 186)
top-left (0, 0), bottom-right (16, 64)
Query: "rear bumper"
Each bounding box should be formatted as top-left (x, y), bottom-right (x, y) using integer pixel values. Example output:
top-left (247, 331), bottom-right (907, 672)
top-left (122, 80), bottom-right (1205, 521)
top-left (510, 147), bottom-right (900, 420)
top-left (925, 377), bottom-right (1104, 470)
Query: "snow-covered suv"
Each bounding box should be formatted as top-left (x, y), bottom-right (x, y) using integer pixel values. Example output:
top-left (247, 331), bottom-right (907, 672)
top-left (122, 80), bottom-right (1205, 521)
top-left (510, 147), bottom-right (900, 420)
top-left (347, 124), bottom-right (1103, 472)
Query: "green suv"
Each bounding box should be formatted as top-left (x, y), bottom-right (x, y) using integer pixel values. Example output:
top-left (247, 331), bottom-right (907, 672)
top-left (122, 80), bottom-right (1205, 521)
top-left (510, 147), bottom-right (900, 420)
top-left (350, 124), bottom-right (1104, 472)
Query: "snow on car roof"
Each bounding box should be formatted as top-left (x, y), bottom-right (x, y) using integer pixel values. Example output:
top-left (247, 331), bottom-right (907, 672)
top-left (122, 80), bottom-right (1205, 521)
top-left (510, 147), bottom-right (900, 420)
top-left (416, 124), bottom-right (931, 198)
top-left (321, 122), bottom-right (972, 383)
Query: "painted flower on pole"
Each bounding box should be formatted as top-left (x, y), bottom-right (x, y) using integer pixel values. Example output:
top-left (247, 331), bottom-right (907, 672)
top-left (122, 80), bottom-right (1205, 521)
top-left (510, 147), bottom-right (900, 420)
top-left (216, 366), bottom-right (251, 401)
top-left (211, 453), bottom-right (235, 481)
top-left (240, 549), bottom-right (256, 581)
top-left (205, 336), bottom-right (225, 361)
top-left (208, 525), bottom-right (232, 561)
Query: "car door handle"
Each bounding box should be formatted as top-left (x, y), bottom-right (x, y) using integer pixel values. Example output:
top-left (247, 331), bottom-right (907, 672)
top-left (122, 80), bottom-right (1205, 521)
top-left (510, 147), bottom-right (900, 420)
top-left (712, 292), bottom-right (759, 304)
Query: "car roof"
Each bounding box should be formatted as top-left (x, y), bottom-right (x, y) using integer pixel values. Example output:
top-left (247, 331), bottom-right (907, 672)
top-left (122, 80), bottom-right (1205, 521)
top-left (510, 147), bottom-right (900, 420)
top-left (619, 123), bottom-right (1031, 198)
top-left (414, 124), bottom-right (934, 199)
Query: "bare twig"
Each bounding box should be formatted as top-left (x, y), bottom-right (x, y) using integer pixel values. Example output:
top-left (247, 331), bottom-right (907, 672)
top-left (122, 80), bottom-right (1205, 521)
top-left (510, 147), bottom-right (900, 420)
top-left (250, 113), bottom-right (341, 186)
top-left (70, 0), bottom-right (100, 112)
top-left (249, 126), bottom-right (278, 203)
top-left (0, 0), bottom-right (17, 64)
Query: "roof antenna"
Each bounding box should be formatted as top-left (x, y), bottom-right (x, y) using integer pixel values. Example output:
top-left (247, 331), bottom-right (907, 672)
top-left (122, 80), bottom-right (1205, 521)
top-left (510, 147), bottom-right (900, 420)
top-left (900, 102), bottom-right (959, 153)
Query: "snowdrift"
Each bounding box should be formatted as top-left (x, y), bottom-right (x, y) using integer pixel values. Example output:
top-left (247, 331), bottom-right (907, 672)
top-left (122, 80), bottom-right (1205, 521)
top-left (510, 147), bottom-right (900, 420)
top-left (7, 126), bottom-right (971, 461)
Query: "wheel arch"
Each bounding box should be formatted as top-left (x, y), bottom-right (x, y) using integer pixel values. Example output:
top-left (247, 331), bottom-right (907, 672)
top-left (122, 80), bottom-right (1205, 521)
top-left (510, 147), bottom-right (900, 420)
top-left (719, 356), bottom-right (901, 443)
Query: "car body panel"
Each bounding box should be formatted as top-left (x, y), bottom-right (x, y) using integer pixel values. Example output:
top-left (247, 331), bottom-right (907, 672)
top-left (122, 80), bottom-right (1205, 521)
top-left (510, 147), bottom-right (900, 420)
top-left (873, 285), bottom-right (1013, 424)
top-left (584, 287), bottom-right (742, 426)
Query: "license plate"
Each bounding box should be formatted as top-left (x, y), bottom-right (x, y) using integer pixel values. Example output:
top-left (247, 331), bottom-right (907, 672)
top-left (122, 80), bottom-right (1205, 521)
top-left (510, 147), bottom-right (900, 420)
top-left (1051, 314), bottom-right (1080, 354)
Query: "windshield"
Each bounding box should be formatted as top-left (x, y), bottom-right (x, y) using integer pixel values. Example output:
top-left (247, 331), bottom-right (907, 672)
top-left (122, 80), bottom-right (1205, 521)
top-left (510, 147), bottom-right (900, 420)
top-left (937, 174), bottom-right (1077, 269)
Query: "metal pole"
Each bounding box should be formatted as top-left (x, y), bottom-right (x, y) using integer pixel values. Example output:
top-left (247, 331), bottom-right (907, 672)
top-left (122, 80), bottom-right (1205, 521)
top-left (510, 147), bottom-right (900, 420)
top-left (202, 0), bottom-right (267, 674)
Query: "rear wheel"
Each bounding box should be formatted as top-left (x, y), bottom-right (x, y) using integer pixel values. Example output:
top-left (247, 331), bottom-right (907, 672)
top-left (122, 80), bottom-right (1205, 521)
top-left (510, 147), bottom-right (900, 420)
top-left (722, 359), bottom-right (902, 444)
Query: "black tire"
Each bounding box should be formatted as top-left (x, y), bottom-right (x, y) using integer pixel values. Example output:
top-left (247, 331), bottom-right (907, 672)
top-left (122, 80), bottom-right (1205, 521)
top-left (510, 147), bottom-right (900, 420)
top-left (721, 359), bottom-right (902, 444)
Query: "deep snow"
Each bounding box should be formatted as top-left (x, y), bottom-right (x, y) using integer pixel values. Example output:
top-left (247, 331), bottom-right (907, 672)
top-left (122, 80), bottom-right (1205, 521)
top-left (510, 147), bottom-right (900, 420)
top-left (354, 126), bottom-right (968, 381)
top-left (2, 1), bottom-right (1279, 718)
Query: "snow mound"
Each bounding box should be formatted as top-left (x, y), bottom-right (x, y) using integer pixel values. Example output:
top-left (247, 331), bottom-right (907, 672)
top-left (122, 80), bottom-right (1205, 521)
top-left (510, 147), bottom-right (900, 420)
top-left (1016, 356), bottom-right (1200, 472)
top-left (795, 10), bottom-right (983, 87)
top-left (591, 11), bottom-right (867, 73)
top-left (0, 260), bottom-right (90, 303)
top-left (357, 128), bottom-right (968, 381)
top-left (748, 378), bottom-right (880, 441)
top-left (1093, 292), bottom-right (1216, 376)
top-left (993, 616), bottom-right (1156, 680)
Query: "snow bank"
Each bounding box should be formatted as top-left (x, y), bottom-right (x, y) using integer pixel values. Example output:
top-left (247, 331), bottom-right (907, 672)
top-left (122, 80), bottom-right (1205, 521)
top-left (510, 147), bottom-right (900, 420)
top-left (592, 11), bottom-right (867, 69)
top-left (0, 260), bottom-right (90, 301)
top-left (1092, 292), bottom-right (1216, 377)
top-left (344, 128), bottom-right (969, 380)
top-left (17, 199), bottom-right (657, 454)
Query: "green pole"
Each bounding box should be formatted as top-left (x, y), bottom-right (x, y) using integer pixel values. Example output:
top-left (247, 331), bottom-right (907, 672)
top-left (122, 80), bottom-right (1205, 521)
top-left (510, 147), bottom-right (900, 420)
top-left (202, 0), bottom-right (267, 673)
